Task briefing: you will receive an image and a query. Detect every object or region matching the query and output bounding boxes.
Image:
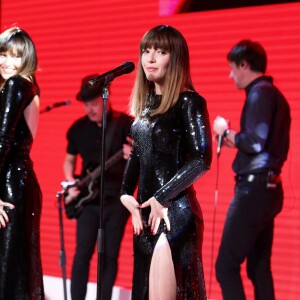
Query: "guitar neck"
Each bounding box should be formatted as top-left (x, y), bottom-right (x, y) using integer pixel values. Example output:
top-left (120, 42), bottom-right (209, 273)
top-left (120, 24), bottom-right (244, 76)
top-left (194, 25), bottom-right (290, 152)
top-left (78, 149), bottom-right (124, 189)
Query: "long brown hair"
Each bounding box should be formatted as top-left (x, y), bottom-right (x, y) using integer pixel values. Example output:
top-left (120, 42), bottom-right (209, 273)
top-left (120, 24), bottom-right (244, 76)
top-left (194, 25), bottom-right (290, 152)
top-left (130, 25), bottom-right (194, 117)
top-left (0, 27), bottom-right (39, 93)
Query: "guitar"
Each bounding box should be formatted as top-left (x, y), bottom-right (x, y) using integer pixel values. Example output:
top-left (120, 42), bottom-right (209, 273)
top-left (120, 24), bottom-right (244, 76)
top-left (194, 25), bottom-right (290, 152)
top-left (61, 149), bottom-right (124, 219)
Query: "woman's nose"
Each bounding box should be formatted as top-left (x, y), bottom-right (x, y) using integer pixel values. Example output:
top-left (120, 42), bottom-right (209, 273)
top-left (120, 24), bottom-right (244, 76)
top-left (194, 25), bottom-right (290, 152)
top-left (147, 52), bottom-right (156, 63)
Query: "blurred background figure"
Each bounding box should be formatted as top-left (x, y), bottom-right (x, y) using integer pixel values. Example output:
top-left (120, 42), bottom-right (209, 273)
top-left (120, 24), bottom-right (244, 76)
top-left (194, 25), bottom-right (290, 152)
top-left (214, 40), bottom-right (291, 300)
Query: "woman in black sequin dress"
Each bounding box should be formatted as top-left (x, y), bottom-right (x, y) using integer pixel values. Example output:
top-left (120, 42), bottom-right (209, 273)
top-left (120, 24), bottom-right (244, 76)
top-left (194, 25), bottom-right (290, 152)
top-left (0, 27), bottom-right (44, 299)
top-left (120, 25), bottom-right (212, 300)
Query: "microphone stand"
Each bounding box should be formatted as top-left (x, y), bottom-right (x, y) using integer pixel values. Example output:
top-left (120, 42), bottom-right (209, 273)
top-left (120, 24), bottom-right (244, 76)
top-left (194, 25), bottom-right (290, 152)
top-left (96, 85), bottom-right (109, 300)
top-left (40, 105), bottom-right (57, 114)
top-left (40, 100), bottom-right (71, 114)
top-left (56, 190), bottom-right (68, 300)
top-left (208, 146), bottom-right (221, 298)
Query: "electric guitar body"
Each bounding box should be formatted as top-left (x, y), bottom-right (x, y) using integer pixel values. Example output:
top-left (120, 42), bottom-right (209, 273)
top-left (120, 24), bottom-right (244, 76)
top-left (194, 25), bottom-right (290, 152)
top-left (62, 149), bottom-right (123, 219)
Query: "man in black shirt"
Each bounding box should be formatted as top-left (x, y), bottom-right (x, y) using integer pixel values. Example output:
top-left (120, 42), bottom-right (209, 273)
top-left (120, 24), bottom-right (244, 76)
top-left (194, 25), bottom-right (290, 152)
top-left (63, 74), bottom-right (132, 300)
top-left (213, 40), bottom-right (291, 300)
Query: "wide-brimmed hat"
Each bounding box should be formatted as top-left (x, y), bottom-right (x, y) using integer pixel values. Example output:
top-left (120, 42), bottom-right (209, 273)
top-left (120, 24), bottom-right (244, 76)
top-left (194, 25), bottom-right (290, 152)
top-left (76, 74), bottom-right (102, 102)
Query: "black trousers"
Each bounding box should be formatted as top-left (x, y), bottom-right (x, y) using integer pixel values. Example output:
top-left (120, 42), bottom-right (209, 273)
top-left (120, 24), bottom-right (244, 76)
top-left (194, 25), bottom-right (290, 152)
top-left (215, 179), bottom-right (283, 300)
top-left (70, 196), bottom-right (129, 300)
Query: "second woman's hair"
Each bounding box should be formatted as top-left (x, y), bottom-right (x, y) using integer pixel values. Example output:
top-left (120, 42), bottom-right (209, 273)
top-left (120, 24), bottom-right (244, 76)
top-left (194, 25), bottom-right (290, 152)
top-left (0, 27), bottom-right (39, 92)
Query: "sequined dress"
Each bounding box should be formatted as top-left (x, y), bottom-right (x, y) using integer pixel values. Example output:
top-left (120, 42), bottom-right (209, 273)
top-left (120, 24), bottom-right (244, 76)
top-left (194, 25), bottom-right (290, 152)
top-left (121, 91), bottom-right (212, 300)
top-left (0, 76), bottom-right (44, 300)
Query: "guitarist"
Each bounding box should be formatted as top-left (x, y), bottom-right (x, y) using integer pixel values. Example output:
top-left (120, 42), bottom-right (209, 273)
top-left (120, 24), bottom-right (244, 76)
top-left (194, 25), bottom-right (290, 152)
top-left (63, 74), bottom-right (133, 300)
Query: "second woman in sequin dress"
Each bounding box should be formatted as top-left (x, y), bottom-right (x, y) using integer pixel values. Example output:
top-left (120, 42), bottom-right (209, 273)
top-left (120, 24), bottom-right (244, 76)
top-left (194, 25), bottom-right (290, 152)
top-left (0, 27), bottom-right (44, 300)
top-left (120, 25), bottom-right (212, 300)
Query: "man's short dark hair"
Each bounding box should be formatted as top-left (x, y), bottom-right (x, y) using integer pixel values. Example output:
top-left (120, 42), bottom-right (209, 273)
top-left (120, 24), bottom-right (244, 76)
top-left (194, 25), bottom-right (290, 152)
top-left (227, 40), bottom-right (267, 73)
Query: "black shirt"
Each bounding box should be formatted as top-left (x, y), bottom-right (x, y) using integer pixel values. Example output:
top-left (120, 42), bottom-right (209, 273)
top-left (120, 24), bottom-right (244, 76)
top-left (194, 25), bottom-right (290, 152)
top-left (66, 110), bottom-right (132, 195)
top-left (233, 76), bottom-right (291, 175)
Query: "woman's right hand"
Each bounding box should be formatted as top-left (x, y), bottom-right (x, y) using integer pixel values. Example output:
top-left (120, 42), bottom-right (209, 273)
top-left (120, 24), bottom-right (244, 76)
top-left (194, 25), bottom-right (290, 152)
top-left (120, 195), bottom-right (143, 235)
top-left (0, 199), bottom-right (15, 229)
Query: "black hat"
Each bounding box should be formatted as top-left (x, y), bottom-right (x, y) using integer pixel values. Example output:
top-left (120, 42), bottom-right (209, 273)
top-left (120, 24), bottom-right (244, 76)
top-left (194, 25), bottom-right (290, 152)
top-left (76, 74), bottom-right (102, 102)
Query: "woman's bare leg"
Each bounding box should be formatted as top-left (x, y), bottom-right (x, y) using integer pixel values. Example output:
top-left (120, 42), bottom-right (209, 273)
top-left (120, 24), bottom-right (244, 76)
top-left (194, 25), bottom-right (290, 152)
top-left (149, 233), bottom-right (176, 300)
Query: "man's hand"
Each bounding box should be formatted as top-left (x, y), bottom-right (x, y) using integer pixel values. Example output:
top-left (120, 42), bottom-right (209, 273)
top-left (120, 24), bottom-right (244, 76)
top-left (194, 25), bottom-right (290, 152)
top-left (213, 116), bottom-right (229, 136)
top-left (213, 116), bottom-right (236, 148)
top-left (67, 186), bottom-right (81, 199)
top-left (63, 178), bottom-right (81, 205)
top-left (123, 136), bottom-right (133, 160)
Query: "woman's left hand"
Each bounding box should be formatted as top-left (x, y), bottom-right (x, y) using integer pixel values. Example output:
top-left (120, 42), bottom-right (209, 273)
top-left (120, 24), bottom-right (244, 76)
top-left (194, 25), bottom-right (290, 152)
top-left (0, 199), bottom-right (15, 229)
top-left (140, 197), bottom-right (170, 234)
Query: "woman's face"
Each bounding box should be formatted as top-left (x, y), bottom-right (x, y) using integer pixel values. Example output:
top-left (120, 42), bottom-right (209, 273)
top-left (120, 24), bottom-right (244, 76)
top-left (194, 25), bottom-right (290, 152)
top-left (141, 46), bottom-right (170, 93)
top-left (0, 51), bottom-right (22, 81)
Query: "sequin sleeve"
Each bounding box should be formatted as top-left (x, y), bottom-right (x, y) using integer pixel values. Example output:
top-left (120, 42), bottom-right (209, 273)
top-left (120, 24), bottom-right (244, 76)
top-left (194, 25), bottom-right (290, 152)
top-left (154, 93), bottom-right (212, 207)
top-left (120, 142), bottom-right (140, 196)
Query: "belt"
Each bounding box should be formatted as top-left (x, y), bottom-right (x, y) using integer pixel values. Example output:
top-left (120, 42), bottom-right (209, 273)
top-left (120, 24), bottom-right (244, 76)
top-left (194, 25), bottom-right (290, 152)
top-left (234, 172), bottom-right (281, 184)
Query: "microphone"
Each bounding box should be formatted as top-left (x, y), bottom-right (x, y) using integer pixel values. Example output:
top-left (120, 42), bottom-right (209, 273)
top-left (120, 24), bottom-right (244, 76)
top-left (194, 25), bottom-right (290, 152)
top-left (217, 134), bottom-right (223, 157)
top-left (88, 62), bottom-right (135, 87)
top-left (41, 99), bottom-right (71, 114)
top-left (51, 99), bottom-right (71, 108)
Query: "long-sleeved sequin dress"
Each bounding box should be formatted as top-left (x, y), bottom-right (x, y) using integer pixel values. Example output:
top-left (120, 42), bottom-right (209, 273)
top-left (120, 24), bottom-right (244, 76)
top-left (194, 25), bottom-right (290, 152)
top-left (121, 91), bottom-right (212, 300)
top-left (0, 76), bottom-right (44, 300)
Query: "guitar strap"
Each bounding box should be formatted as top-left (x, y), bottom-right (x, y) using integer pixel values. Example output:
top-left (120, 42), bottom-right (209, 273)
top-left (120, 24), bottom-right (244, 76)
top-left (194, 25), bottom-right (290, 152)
top-left (105, 111), bottom-right (121, 160)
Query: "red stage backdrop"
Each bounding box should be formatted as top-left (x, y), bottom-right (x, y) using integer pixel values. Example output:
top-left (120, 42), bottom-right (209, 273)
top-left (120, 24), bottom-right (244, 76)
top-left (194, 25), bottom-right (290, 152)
top-left (1, 1), bottom-right (300, 299)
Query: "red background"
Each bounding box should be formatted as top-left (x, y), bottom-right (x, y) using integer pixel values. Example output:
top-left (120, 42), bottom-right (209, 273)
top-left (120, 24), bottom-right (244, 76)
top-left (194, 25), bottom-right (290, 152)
top-left (1, 1), bottom-right (300, 299)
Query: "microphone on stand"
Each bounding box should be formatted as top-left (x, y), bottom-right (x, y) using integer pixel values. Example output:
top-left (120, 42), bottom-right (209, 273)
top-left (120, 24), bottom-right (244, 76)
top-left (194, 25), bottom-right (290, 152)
top-left (40, 99), bottom-right (71, 114)
top-left (217, 134), bottom-right (223, 157)
top-left (88, 62), bottom-right (135, 87)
